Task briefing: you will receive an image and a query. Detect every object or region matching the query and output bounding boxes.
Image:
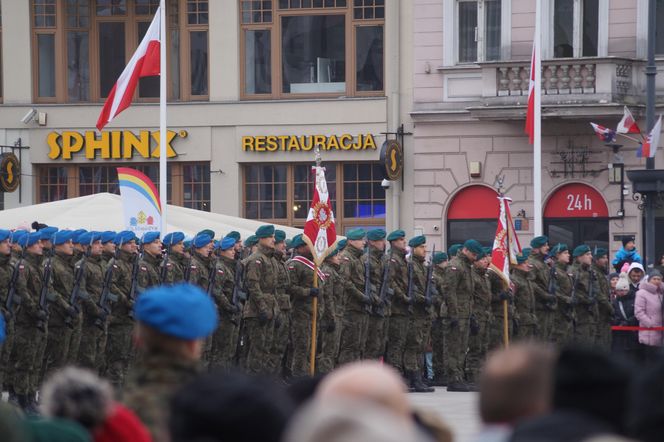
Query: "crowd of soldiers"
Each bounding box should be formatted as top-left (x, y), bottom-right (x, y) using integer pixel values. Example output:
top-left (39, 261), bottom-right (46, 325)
top-left (0, 222), bottom-right (616, 412)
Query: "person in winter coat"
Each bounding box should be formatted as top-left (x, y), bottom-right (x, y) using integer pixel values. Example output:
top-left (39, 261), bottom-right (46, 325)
top-left (611, 275), bottom-right (639, 361)
top-left (634, 269), bottom-right (664, 364)
top-left (626, 262), bottom-right (645, 297)
top-left (612, 236), bottom-right (643, 273)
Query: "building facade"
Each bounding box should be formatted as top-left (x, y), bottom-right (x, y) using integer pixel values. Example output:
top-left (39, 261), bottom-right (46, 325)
top-left (0, 0), bottom-right (414, 235)
top-left (408, 0), bottom-right (664, 258)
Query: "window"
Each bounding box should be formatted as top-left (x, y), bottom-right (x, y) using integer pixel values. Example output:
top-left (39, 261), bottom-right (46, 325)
top-left (243, 162), bottom-right (384, 231)
top-left (552, 0), bottom-right (599, 58)
top-left (240, 0), bottom-right (384, 99)
top-left (182, 163), bottom-right (210, 211)
top-left (456, 0), bottom-right (501, 63)
top-left (38, 166), bottom-right (68, 203)
top-left (31, 0), bottom-right (208, 103)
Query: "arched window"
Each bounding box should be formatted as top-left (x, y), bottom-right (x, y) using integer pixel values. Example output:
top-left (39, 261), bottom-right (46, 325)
top-left (446, 185), bottom-right (499, 248)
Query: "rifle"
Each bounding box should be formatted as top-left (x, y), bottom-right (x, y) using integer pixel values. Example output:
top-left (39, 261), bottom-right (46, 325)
top-left (364, 246), bottom-right (372, 300)
top-left (183, 252), bottom-right (193, 282)
top-left (375, 249), bottom-right (394, 317)
top-left (96, 242), bottom-right (121, 329)
top-left (207, 261), bottom-right (217, 295)
top-left (424, 245), bottom-right (436, 306)
top-left (231, 259), bottom-right (246, 325)
top-left (68, 247), bottom-right (91, 325)
top-left (4, 250), bottom-right (25, 320)
top-left (159, 244), bottom-right (171, 284)
top-left (37, 247), bottom-right (54, 331)
top-left (588, 267), bottom-right (597, 314)
top-left (546, 262), bottom-right (558, 310)
top-left (406, 259), bottom-right (414, 314)
top-left (127, 246), bottom-right (143, 320)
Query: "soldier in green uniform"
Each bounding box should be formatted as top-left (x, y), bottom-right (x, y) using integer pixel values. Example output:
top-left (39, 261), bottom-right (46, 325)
top-left (187, 233), bottom-right (214, 291)
top-left (571, 245), bottom-right (599, 345)
top-left (528, 236), bottom-right (556, 341)
top-left (75, 232), bottom-right (107, 372)
top-left (71, 229), bottom-right (88, 262)
top-left (439, 244), bottom-right (463, 383)
top-left (105, 230), bottom-right (139, 391)
top-left (549, 243), bottom-right (575, 346)
top-left (363, 228), bottom-right (388, 360)
top-left (242, 225), bottom-right (278, 375)
top-left (209, 236), bottom-right (242, 371)
top-left (593, 248), bottom-right (614, 351)
top-left (269, 230), bottom-right (291, 376)
top-left (161, 232), bottom-right (187, 284)
top-left (124, 283), bottom-right (218, 441)
top-left (226, 231), bottom-right (242, 257)
top-left (466, 247), bottom-right (493, 385)
top-left (65, 230), bottom-right (87, 365)
top-left (430, 251), bottom-right (448, 386)
top-left (100, 231), bottom-right (117, 266)
top-left (0, 230), bottom-right (15, 394)
top-left (511, 248), bottom-right (537, 341)
top-left (403, 235), bottom-right (434, 393)
top-left (136, 232), bottom-right (162, 293)
top-left (384, 230), bottom-right (411, 376)
top-left (444, 239), bottom-right (480, 392)
top-left (337, 228), bottom-right (371, 365)
top-left (317, 245), bottom-right (344, 374)
top-left (286, 234), bottom-right (322, 377)
top-left (243, 235), bottom-right (259, 258)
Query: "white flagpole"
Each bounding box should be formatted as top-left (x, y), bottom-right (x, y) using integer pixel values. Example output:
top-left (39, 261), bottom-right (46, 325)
top-left (533, 0), bottom-right (543, 236)
top-left (159, 1), bottom-right (167, 233)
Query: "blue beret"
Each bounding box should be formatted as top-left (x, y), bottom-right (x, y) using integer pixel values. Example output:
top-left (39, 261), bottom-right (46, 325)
top-left (39, 226), bottom-right (59, 240)
top-left (386, 229), bottom-right (405, 242)
top-left (0, 230), bottom-right (10, 242)
top-left (0, 314), bottom-right (5, 344)
top-left (78, 231), bottom-right (101, 246)
top-left (448, 244), bottom-right (462, 257)
top-left (432, 251), bottom-right (448, 264)
top-left (26, 232), bottom-right (42, 247)
top-left (516, 249), bottom-right (531, 264)
top-left (463, 239), bottom-right (483, 255)
top-left (255, 224), bottom-right (275, 238)
top-left (11, 230), bottom-right (28, 246)
top-left (114, 230), bottom-right (137, 245)
top-left (184, 239), bottom-right (193, 249)
top-left (100, 231), bottom-right (116, 244)
top-left (346, 228), bottom-right (366, 241)
top-left (141, 231), bottom-right (160, 245)
top-left (218, 236), bottom-right (236, 251)
top-left (367, 228), bottom-right (387, 241)
top-left (70, 229), bottom-right (88, 244)
top-left (573, 244), bottom-right (591, 258)
top-left (593, 247), bottom-right (608, 259)
top-left (52, 230), bottom-right (73, 246)
top-left (530, 235), bottom-right (549, 248)
top-left (408, 235), bottom-right (426, 248)
top-left (291, 234), bottom-right (306, 249)
top-left (337, 239), bottom-right (347, 250)
top-left (193, 233), bottom-right (213, 249)
top-left (134, 283), bottom-right (218, 340)
top-left (226, 231), bottom-right (241, 242)
top-left (274, 229), bottom-right (286, 243)
top-left (163, 231), bottom-right (185, 246)
top-left (244, 235), bottom-right (258, 247)
top-left (551, 243), bottom-right (568, 255)
top-left (197, 229), bottom-right (216, 239)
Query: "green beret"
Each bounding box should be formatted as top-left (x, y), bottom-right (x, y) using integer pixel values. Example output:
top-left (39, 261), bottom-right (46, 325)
top-left (337, 239), bottom-right (347, 250)
top-left (387, 229), bottom-right (406, 242)
top-left (516, 249), bottom-right (531, 264)
top-left (227, 231), bottom-right (241, 242)
top-left (197, 229), bottom-right (215, 240)
top-left (255, 224), bottom-right (275, 238)
top-left (482, 247), bottom-right (493, 256)
top-left (593, 247), bottom-right (608, 259)
top-left (346, 228), bottom-right (366, 241)
top-left (408, 235), bottom-right (426, 248)
top-left (326, 248), bottom-right (339, 259)
top-left (432, 251), bottom-right (448, 264)
top-left (573, 244), bottom-right (591, 258)
top-left (367, 228), bottom-right (387, 241)
top-left (463, 239), bottom-right (483, 255)
top-left (274, 229), bottom-right (286, 243)
top-left (244, 235), bottom-right (258, 247)
top-left (285, 239), bottom-right (293, 249)
top-left (530, 235), bottom-right (549, 248)
top-left (291, 234), bottom-right (306, 249)
top-left (448, 244), bottom-right (462, 256)
top-left (551, 243), bottom-right (568, 255)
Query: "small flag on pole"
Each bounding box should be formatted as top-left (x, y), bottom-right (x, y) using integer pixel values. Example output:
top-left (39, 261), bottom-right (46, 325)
top-left (589, 123), bottom-right (617, 143)
top-left (637, 115), bottom-right (662, 158)
top-left (616, 106), bottom-right (641, 135)
top-left (96, 7), bottom-right (161, 131)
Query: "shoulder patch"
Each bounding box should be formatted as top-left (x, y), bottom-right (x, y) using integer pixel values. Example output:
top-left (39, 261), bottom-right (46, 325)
top-left (450, 267), bottom-right (458, 271)
top-left (18, 264), bottom-right (24, 272)
top-left (217, 269), bottom-right (224, 274)
top-left (288, 266), bottom-right (295, 270)
top-left (343, 257), bottom-right (350, 261)
top-left (140, 266), bottom-right (147, 272)
top-left (390, 258), bottom-right (396, 263)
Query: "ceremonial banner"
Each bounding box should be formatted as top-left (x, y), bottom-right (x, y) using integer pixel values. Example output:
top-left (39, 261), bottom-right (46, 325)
top-left (302, 164), bottom-right (338, 264)
top-left (117, 167), bottom-right (161, 235)
top-left (490, 196), bottom-right (521, 286)
top-left (638, 115), bottom-right (662, 158)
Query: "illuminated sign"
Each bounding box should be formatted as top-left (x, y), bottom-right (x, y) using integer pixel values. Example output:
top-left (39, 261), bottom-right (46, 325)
top-left (47, 130), bottom-right (186, 160)
top-left (241, 134), bottom-right (377, 152)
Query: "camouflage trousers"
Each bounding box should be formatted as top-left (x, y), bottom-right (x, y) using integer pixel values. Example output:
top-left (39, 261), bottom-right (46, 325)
top-left (551, 312), bottom-right (575, 347)
top-left (105, 323), bottom-right (134, 390)
top-left (0, 318), bottom-right (15, 389)
top-left (10, 324), bottom-right (47, 394)
top-left (337, 310), bottom-right (369, 365)
top-left (385, 315), bottom-right (410, 373)
top-left (267, 309), bottom-right (290, 376)
top-left (404, 316), bottom-right (430, 372)
top-left (465, 317), bottom-right (490, 383)
top-left (574, 321), bottom-right (597, 346)
top-left (536, 309), bottom-right (555, 342)
top-left (317, 314), bottom-right (343, 374)
top-left (364, 315), bottom-right (389, 360)
top-left (210, 312), bottom-right (240, 372)
top-left (41, 325), bottom-right (72, 382)
top-left (446, 319), bottom-right (469, 384)
top-left (77, 323), bottom-right (107, 372)
top-left (595, 317), bottom-right (612, 351)
top-left (289, 310), bottom-right (315, 378)
top-left (487, 315), bottom-right (511, 352)
top-left (431, 318), bottom-right (446, 381)
top-left (66, 316), bottom-right (82, 365)
top-left (513, 323), bottom-right (538, 342)
top-left (243, 317), bottom-right (275, 375)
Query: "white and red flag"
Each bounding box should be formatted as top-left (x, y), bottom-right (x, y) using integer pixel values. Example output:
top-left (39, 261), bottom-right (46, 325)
top-left (616, 106), bottom-right (641, 135)
top-left (589, 123), bottom-right (617, 143)
top-left (303, 163), bottom-right (337, 264)
top-left (524, 36), bottom-right (539, 145)
top-left (490, 196), bottom-right (522, 286)
top-left (638, 115), bottom-right (662, 158)
top-left (96, 7), bottom-right (161, 131)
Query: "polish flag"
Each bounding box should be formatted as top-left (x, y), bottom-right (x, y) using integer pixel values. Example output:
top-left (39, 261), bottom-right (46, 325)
top-left (524, 38), bottom-right (538, 145)
top-left (616, 106), bottom-right (641, 135)
top-left (303, 164), bottom-right (337, 265)
top-left (589, 123), bottom-right (617, 143)
top-left (96, 7), bottom-right (161, 131)
top-left (639, 116), bottom-right (662, 158)
top-left (490, 196), bottom-right (522, 286)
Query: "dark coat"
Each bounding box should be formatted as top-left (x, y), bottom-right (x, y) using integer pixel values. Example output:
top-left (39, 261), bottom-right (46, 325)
top-left (612, 292), bottom-right (639, 355)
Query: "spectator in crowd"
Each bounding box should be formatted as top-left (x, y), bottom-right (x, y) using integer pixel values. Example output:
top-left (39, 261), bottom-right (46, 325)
top-left (474, 343), bottom-right (556, 442)
top-left (509, 346), bottom-right (632, 442)
top-left (654, 253), bottom-right (664, 276)
top-left (627, 354), bottom-right (664, 442)
top-left (634, 269), bottom-right (664, 364)
top-left (611, 275), bottom-right (640, 361)
top-left (608, 273), bottom-right (620, 302)
top-left (612, 236), bottom-right (642, 273)
top-left (169, 371), bottom-right (295, 442)
top-left (626, 263), bottom-right (644, 297)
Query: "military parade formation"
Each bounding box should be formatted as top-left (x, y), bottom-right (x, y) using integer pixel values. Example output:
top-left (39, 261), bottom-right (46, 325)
top-left (0, 223), bottom-right (616, 413)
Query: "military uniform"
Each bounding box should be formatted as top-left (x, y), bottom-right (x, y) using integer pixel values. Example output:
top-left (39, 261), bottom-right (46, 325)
top-left (466, 265), bottom-right (492, 383)
top-left (385, 247), bottom-right (411, 373)
top-left (363, 246), bottom-right (388, 360)
top-left (0, 250), bottom-right (15, 389)
top-left (209, 255), bottom-right (241, 370)
top-left (403, 253), bottom-right (432, 384)
top-left (550, 261), bottom-right (575, 346)
top-left (163, 252), bottom-right (187, 284)
top-left (528, 251), bottom-right (556, 341)
top-left (571, 262), bottom-right (599, 345)
top-left (317, 259), bottom-right (344, 374)
top-left (593, 263), bottom-right (614, 350)
top-left (431, 265), bottom-right (448, 383)
top-left (269, 250), bottom-right (291, 376)
top-left (510, 267), bottom-right (538, 340)
top-left (487, 268), bottom-right (512, 351)
top-left (136, 252), bottom-right (162, 294)
top-left (188, 251), bottom-right (212, 292)
top-left (76, 254), bottom-right (107, 371)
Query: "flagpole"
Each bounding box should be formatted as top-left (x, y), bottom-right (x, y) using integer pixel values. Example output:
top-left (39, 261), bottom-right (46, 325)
top-left (159, 0), bottom-right (167, 233)
top-left (533, 0), bottom-right (543, 236)
top-left (310, 269), bottom-right (319, 376)
top-left (501, 196), bottom-right (510, 348)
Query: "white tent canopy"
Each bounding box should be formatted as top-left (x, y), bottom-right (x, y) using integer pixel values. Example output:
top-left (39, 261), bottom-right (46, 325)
top-left (0, 193), bottom-right (303, 239)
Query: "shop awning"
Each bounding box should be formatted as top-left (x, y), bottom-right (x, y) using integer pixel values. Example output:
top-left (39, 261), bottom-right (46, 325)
top-left (0, 192), bottom-right (303, 239)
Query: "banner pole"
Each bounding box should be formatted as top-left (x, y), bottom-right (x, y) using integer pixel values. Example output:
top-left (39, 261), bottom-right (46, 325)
top-left (309, 267), bottom-right (319, 376)
top-left (504, 197), bottom-right (511, 348)
top-left (533, 0), bottom-right (543, 236)
top-left (159, 0), bottom-right (167, 233)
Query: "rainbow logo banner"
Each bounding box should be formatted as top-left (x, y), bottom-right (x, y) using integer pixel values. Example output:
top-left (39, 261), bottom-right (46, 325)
top-left (117, 167), bottom-right (161, 234)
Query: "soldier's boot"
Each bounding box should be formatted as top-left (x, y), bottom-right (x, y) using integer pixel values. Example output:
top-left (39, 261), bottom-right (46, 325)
top-left (402, 372), bottom-right (416, 392)
top-left (447, 380), bottom-right (471, 392)
top-left (411, 371), bottom-right (435, 393)
top-left (7, 387), bottom-right (19, 407)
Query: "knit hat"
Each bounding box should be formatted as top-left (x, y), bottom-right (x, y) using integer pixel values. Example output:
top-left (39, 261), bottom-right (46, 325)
top-left (622, 235), bottom-right (635, 247)
top-left (648, 269), bottom-right (663, 279)
top-left (615, 275), bottom-right (630, 291)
